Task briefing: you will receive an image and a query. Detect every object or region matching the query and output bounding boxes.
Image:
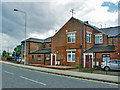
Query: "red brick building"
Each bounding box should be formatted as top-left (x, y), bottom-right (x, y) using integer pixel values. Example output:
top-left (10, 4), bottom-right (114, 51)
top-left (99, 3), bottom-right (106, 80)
top-left (21, 17), bottom-right (120, 68)
top-left (21, 37), bottom-right (52, 65)
top-left (51, 17), bottom-right (120, 68)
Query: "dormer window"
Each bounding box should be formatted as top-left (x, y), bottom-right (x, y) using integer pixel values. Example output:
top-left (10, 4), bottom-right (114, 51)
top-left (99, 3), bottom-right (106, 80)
top-left (95, 34), bottom-right (103, 44)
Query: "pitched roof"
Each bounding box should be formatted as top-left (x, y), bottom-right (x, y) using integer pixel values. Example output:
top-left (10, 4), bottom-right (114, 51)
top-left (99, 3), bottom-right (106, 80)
top-left (72, 17), bottom-right (106, 34)
top-left (29, 48), bottom-right (51, 54)
top-left (53, 17), bottom-right (106, 38)
top-left (83, 45), bottom-right (116, 53)
top-left (44, 36), bottom-right (52, 43)
top-left (99, 26), bottom-right (120, 37)
top-left (21, 36), bottom-right (52, 43)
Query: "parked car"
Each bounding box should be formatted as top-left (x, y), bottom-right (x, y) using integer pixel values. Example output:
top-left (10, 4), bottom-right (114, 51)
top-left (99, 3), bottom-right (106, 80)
top-left (101, 60), bottom-right (120, 71)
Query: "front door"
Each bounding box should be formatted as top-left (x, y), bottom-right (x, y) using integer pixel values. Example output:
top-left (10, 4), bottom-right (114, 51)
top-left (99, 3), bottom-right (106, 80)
top-left (85, 55), bottom-right (92, 68)
top-left (52, 55), bottom-right (55, 65)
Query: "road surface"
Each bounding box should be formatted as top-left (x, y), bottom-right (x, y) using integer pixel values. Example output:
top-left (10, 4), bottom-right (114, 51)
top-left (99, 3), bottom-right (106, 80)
top-left (2, 63), bottom-right (118, 88)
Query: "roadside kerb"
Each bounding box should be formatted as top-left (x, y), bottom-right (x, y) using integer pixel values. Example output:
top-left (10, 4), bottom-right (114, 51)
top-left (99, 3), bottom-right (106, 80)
top-left (1, 61), bottom-right (119, 84)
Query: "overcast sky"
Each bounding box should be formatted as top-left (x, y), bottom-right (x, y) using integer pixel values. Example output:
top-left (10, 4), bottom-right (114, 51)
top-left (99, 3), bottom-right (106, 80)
top-left (1, 0), bottom-right (119, 53)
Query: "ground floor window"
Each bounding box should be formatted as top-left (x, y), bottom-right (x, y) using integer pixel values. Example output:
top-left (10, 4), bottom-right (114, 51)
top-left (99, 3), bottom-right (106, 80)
top-left (37, 55), bottom-right (41, 60)
top-left (32, 55), bottom-right (34, 60)
top-left (45, 55), bottom-right (50, 60)
top-left (102, 54), bottom-right (110, 62)
top-left (67, 51), bottom-right (75, 62)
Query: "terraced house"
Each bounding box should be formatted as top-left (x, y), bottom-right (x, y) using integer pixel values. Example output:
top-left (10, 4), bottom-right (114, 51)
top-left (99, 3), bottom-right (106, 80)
top-left (51, 17), bottom-right (120, 68)
top-left (21, 17), bottom-right (120, 68)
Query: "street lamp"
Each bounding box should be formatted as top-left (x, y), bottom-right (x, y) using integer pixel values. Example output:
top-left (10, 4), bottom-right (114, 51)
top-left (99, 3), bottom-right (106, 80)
top-left (14, 9), bottom-right (27, 65)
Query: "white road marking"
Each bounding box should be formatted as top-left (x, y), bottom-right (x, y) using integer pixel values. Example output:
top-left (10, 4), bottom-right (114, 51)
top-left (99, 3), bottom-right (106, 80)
top-left (4, 70), bottom-right (14, 75)
top-left (20, 76), bottom-right (46, 85)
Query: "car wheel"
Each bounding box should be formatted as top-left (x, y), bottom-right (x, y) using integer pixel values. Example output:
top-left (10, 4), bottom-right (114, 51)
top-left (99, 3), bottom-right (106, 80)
top-left (104, 66), bottom-right (110, 71)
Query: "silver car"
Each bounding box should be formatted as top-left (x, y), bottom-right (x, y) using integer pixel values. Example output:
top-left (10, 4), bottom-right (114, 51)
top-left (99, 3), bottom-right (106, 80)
top-left (101, 60), bottom-right (120, 71)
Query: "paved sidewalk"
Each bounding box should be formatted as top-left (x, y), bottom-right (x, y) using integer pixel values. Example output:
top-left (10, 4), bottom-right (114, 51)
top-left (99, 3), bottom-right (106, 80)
top-left (1, 61), bottom-right (119, 84)
top-left (29, 64), bottom-right (77, 70)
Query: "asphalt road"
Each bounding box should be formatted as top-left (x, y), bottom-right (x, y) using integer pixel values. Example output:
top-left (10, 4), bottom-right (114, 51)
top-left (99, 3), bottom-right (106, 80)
top-left (2, 64), bottom-right (119, 88)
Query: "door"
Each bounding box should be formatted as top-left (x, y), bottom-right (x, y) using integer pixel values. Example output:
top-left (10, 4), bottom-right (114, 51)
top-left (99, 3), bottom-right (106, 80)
top-left (85, 55), bottom-right (92, 68)
top-left (52, 55), bottom-right (55, 65)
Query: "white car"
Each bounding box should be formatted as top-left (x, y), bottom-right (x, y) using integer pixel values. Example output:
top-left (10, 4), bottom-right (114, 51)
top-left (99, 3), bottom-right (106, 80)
top-left (101, 60), bottom-right (120, 71)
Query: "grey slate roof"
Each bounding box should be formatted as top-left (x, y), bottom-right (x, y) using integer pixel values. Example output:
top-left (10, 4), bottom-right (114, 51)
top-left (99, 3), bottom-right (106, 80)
top-left (44, 36), bottom-right (52, 43)
top-left (99, 26), bottom-right (120, 37)
top-left (30, 48), bottom-right (51, 54)
top-left (83, 45), bottom-right (116, 53)
top-left (21, 36), bottom-right (52, 43)
top-left (73, 17), bottom-right (106, 34)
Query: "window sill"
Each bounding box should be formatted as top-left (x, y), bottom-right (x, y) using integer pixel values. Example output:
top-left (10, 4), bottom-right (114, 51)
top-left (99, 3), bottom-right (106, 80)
top-left (86, 42), bottom-right (91, 43)
top-left (67, 61), bottom-right (75, 62)
top-left (95, 43), bottom-right (103, 44)
top-left (67, 42), bottom-right (75, 44)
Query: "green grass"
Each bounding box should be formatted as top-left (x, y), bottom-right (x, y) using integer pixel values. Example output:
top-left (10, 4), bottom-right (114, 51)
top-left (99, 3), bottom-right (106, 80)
top-left (71, 65), bottom-right (83, 69)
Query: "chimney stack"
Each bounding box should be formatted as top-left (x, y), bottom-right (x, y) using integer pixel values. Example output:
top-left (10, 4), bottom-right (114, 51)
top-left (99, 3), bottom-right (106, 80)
top-left (84, 21), bottom-right (88, 24)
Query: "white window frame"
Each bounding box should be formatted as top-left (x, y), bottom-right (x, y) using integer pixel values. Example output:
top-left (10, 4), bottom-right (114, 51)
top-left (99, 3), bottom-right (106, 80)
top-left (86, 32), bottom-right (91, 43)
top-left (67, 51), bottom-right (75, 62)
top-left (95, 34), bottom-right (103, 44)
top-left (67, 32), bottom-right (76, 43)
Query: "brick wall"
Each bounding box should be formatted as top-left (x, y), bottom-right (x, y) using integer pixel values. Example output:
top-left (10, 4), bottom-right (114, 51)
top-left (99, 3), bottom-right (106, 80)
top-left (52, 17), bottom-right (104, 65)
top-left (93, 52), bottom-right (118, 68)
top-left (52, 17), bottom-right (115, 66)
top-left (21, 41), bottom-right (51, 64)
top-left (29, 54), bottom-right (51, 65)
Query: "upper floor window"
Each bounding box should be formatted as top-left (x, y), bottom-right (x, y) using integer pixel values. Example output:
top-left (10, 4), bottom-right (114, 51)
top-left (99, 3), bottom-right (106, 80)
top-left (95, 35), bottom-right (103, 44)
top-left (67, 33), bottom-right (75, 43)
top-left (86, 32), bottom-right (91, 43)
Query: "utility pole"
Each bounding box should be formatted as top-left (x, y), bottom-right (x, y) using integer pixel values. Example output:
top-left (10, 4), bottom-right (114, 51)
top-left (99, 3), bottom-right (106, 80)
top-left (14, 9), bottom-right (27, 65)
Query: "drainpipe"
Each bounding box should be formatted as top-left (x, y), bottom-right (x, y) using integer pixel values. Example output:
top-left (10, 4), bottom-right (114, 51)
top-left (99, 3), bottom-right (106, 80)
top-left (80, 24), bottom-right (83, 66)
top-left (85, 25), bottom-right (87, 68)
top-left (79, 24), bottom-right (83, 71)
top-left (44, 54), bottom-right (45, 65)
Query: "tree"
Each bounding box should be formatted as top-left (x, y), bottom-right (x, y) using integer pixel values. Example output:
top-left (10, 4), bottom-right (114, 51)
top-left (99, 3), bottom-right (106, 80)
top-left (2, 50), bottom-right (10, 57)
top-left (12, 45), bottom-right (21, 57)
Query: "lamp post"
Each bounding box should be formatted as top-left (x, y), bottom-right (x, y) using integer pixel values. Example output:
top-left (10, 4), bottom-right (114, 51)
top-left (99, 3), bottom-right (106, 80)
top-left (14, 9), bottom-right (27, 65)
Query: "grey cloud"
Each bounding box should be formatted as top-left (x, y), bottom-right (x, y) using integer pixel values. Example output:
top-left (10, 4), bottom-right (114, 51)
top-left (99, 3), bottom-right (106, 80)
top-left (2, 1), bottom-right (118, 51)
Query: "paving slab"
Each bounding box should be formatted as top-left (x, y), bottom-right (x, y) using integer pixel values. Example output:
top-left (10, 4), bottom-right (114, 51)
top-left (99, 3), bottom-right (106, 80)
top-left (29, 64), bottom-right (77, 70)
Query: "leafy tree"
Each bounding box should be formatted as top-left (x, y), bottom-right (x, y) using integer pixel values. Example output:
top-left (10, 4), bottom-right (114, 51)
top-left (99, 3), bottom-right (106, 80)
top-left (2, 50), bottom-right (6, 57)
top-left (2, 50), bottom-right (10, 57)
top-left (12, 45), bottom-right (21, 57)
